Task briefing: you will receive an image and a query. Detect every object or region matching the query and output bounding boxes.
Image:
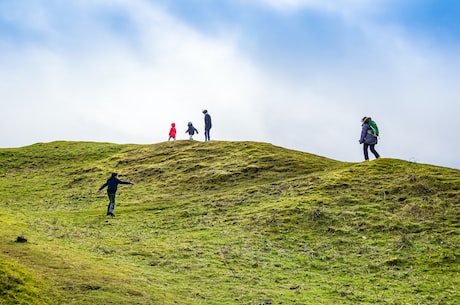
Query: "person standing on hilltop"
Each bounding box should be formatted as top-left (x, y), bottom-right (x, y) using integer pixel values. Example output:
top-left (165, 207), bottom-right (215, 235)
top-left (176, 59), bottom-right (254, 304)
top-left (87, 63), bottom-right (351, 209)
top-left (359, 116), bottom-right (381, 162)
top-left (98, 172), bottom-right (134, 217)
top-left (168, 122), bottom-right (177, 141)
top-left (185, 122), bottom-right (199, 140)
top-left (203, 109), bottom-right (212, 141)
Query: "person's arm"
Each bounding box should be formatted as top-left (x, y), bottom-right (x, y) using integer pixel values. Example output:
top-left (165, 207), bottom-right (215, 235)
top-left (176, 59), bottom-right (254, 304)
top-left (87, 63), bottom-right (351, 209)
top-left (98, 182), bottom-right (108, 192)
top-left (359, 124), bottom-right (368, 144)
top-left (118, 179), bottom-right (134, 185)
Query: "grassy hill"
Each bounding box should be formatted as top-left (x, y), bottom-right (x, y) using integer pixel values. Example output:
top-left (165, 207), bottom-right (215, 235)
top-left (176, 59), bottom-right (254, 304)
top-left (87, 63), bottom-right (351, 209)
top-left (0, 140), bottom-right (458, 305)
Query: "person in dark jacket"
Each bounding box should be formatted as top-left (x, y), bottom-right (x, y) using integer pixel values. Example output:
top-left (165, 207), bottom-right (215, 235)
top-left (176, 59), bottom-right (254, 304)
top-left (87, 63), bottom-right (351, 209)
top-left (185, 122), bottom-right (198, 140)
top-left (359, 116), bottom-right (380, 162)
top-left (98, 172), bottom-right (134, 217)
top-left (203, 109), bottom-right (212, 141)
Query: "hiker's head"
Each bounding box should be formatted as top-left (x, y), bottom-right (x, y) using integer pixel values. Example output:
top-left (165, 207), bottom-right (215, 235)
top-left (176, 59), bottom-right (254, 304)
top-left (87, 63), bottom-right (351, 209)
top-left (111, 172), bottom-right (118, 178)
top-left (188, 122), bottom-right (192, 126)
top-left (361, 117), bottom-right (371, 123)
top-left (171, 123), bottom-right (175, 127)
top-left (202, 109), bottom-right (208, 114)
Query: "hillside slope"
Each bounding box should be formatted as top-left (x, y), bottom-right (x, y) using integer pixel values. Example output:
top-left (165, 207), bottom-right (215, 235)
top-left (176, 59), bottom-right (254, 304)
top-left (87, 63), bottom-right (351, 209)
top-left (0, 141), bottom-right (458, 305)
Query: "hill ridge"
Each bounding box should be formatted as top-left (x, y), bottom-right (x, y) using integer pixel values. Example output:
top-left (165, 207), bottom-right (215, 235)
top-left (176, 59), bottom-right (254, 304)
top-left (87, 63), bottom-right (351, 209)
top-left (0, 141), bottom-right (458, 305)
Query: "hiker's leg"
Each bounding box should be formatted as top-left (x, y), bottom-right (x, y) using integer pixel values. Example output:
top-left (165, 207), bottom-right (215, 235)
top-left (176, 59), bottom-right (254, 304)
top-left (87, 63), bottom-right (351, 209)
top-left (370, 145), bottom-right (380, 159)
top-left (107, 192), bottom-right (116, 214)
top-left (106, 193), bottom-right (111, 214)
top-left (363, 144), bottom-right (370, 160)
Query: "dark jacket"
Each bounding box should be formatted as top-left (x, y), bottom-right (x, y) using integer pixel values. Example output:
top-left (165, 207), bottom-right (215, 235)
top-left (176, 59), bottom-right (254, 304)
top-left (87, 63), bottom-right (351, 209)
top-left (99, 177), bottom-right (131, 193)
top-left (204, 113), bottom-right (212, 130)
top-left (186, 124), bottom-right (198, 135)
top-left (360, 122), bottom-right (378, 145)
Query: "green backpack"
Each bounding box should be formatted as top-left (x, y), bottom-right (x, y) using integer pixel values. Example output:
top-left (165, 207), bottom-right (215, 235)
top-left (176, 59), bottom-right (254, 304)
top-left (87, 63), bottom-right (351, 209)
top-left (368, 120), bottom-right (379, 137)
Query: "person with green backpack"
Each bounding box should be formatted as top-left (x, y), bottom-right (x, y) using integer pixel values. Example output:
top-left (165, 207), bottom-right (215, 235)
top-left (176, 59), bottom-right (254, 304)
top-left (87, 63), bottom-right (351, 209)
top-left (359, 116), bottom-right (381, 162)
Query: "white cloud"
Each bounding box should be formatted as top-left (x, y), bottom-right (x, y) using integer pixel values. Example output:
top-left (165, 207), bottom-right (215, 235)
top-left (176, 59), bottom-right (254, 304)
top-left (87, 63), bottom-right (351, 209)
top-left (0, 0), bottom-right (459, 169)
top-left (249, 0), bottom-right (387, 17)
top-left (0, 0), bottom-right (271, 145)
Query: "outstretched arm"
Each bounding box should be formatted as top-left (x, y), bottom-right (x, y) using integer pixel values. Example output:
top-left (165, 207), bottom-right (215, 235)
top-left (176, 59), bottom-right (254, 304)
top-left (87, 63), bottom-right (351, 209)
top-left (119, 180), bottom-right (134, 185)
top-left (98, 182), bottom-right (108, 192)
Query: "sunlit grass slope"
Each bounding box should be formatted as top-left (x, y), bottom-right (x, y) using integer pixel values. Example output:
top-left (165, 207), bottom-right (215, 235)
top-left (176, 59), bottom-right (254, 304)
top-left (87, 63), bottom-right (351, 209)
top-left (0, 140), bottom-right (458, 304)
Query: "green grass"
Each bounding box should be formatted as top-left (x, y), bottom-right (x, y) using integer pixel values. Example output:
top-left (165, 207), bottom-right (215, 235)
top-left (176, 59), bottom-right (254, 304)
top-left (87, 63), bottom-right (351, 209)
top-left (0, 140), bottom-right (458, 304)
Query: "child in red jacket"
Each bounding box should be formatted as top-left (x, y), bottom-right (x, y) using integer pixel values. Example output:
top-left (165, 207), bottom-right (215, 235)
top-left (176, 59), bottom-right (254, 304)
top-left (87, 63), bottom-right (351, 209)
top-left (168, 123), bottom-right (177, 141)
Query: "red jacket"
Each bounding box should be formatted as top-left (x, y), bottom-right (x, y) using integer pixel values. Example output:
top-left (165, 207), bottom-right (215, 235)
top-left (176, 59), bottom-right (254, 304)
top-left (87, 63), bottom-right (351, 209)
top-left (169, 123), bottom-right (177, 138)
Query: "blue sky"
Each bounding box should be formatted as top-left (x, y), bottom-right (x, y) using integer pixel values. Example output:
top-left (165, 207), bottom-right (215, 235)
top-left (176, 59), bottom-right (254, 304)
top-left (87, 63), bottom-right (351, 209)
top-left (1, 0), bottom-right (459, 169)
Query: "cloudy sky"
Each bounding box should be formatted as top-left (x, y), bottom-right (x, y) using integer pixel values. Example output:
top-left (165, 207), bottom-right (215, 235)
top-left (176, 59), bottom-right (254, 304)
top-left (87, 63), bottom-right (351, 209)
top-left (1, 0), bottom-right (459, 169)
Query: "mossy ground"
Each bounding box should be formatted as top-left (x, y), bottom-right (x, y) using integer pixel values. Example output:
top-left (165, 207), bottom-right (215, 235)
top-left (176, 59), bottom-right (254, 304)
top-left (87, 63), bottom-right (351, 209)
top-left (0, 141), bottom-right (458, 304)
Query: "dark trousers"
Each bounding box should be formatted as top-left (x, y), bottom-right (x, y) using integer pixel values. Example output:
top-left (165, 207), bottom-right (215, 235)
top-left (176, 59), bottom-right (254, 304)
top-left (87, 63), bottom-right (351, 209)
top-left (107, 191), bottom-right (116, 214)
top-left (363, 143), bottom-right (380, 160)
top-left (204, 129), bottom-right (211, 141)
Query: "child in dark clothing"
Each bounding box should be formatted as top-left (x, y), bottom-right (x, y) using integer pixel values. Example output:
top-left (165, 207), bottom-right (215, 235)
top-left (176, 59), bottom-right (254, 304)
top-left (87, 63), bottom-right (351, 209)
top-left (98, 172), bottom-right (134, 217)
top-left (185, 122), bottom-right (198, 140)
